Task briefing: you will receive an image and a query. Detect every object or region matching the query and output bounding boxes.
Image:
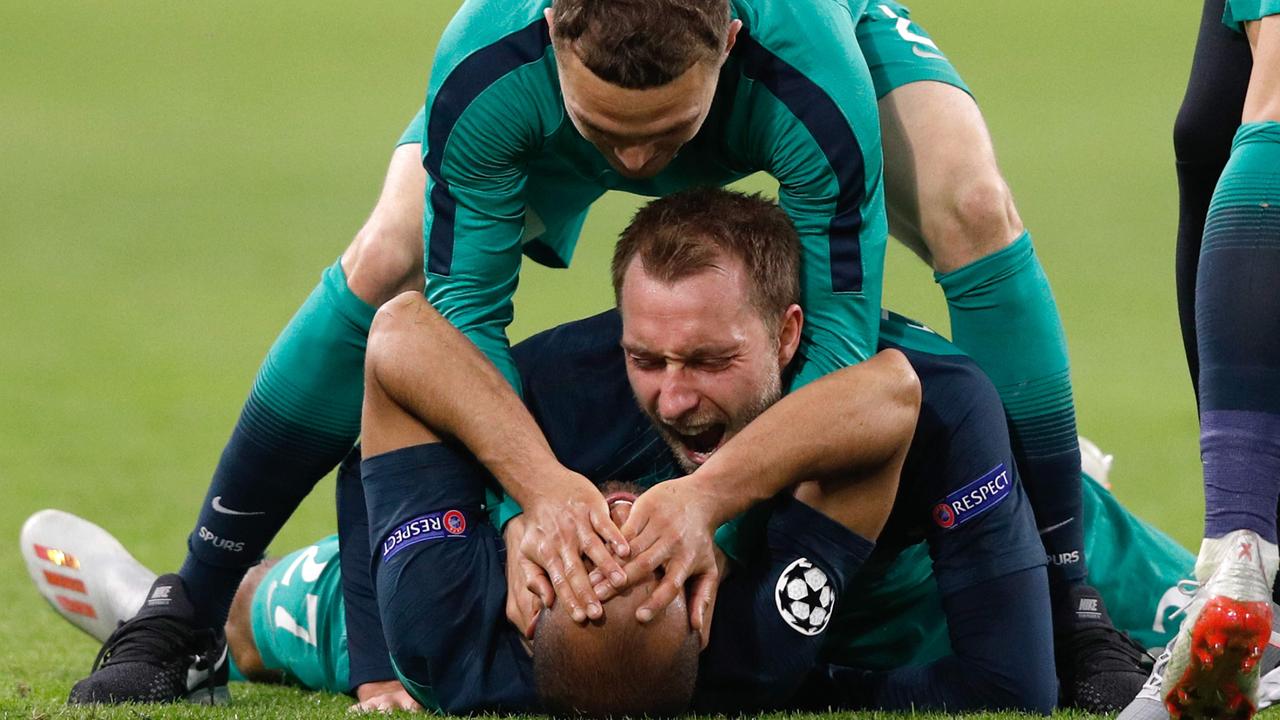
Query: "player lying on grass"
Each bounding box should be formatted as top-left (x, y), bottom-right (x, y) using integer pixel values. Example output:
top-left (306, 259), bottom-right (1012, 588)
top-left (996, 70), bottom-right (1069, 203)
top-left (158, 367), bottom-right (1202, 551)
top-left (110, 0), bottom-right (1129, 710)
top-left (28, 489), bottom-right (720, 715)
top-left (294, 188), bottom-right (1112, 712)
top-left (27, 462), bottom-right (1231, 714)
top-left (349, 187), bottom-right (927, 715)
top-left (348, 187), bottom-right (1136, 713)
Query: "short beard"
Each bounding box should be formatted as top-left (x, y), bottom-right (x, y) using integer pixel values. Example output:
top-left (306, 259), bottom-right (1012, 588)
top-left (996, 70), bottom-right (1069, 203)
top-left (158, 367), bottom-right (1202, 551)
top-left (651, 371), bottom-right (783, 475)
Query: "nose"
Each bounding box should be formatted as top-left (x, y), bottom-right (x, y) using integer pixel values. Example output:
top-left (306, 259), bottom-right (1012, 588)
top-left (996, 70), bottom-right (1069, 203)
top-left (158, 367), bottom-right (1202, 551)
top-left (657, 369), bottom-right (699, 423)
top-left (614, 144), bottom-right (657, 172)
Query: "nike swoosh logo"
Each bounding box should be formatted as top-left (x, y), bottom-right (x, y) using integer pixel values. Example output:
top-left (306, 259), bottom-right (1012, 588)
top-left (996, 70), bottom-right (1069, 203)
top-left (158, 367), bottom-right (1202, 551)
top-left (187, 643), bottom-right (227, 689)
top-left (211, 496), bottom-right (266, 516)
top-left (912, 46), bottom-right (947, 61)
top-left (1038, 517), bottom-right (1075, 535)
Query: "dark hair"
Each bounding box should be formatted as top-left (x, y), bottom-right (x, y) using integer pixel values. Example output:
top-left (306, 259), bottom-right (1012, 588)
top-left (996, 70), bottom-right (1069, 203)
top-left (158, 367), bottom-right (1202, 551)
top-left (532, 603), bottom-right (699, 717)
top-left (550, 0), bottom-right (731, 89)
top-left (611, 187), bottom-right (802, 327)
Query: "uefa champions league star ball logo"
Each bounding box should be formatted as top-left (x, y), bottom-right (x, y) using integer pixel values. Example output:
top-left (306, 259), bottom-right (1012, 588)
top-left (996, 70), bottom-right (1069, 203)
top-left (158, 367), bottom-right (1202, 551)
top-left (774, 557), bottom-right (834, 636)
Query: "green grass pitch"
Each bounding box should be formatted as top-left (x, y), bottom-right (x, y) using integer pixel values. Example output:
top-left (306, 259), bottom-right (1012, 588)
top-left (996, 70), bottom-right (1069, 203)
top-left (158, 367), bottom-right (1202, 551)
top-left (0, 1), bottom-right (1259, 717)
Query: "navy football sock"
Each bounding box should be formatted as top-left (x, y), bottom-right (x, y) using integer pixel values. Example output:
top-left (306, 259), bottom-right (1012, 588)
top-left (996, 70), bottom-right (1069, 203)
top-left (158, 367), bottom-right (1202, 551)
top-left (1196, 122), bottom-right (1280, 543)
top-left (179, 260), bottom-right (375, 629)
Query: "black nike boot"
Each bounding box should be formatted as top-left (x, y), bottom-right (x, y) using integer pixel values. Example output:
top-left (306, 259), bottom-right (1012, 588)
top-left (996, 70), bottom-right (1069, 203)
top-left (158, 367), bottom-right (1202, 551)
top-left (68, 573), bottom-right (229, 705)
top-left (1055, 582), bottom-right (1153, 712)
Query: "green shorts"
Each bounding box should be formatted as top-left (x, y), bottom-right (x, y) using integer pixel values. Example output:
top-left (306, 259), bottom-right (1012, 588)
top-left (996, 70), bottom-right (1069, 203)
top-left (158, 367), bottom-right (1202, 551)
top-left (856, 1), bottom-right (971, 99)
top-left (1224, 0), bottom-right (1280, 32)
top-left (249, 535), bottom-right (351, 693)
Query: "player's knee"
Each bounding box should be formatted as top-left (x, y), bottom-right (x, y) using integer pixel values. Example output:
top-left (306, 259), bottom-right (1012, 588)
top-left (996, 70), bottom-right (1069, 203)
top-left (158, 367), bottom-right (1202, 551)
top-left (1242, 100), bottom-right (1280, 126)
top-left (930, 174), bottom-right (1022, 272)
top-left (341, 222), bottom-right (424, 308)
top-left (365, 291), bottom-right (433, 382)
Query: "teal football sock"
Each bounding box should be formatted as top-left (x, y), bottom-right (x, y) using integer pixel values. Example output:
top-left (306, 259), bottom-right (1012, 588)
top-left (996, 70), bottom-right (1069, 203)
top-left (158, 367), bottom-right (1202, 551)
top-left (180, 259), bottom-right (376, 628)
top-left (937, 232), bottom-right (1086, 589)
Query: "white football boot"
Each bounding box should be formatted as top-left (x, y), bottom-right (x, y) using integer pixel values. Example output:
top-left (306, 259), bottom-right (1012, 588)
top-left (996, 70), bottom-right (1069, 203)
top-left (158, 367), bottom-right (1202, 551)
top-left (20, 509), bottom-right (156, 642)
top-left (1079, 434), bottom-right (1114, 490)
top-left (1120, 603), bottom-right (1280, 720)
top-left (1161, 529), bottom-right (1278, 719)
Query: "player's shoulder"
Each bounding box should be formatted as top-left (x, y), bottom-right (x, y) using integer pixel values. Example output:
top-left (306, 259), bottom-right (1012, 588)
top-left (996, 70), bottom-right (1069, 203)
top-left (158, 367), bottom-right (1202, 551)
top-left (725, 0), bottom-right (876, 144)
top-left (429, 0), bottom-right (554, 95)
top-left (512, 310), bottom-right (624, 389)
top-left (425, 0), bottom-right (559, 158)
top-left (877, 310), bottom-right (966, 359)
top-left (731, 0), bottom-right (862, 53)
top-left (877, 310), bottom-right (1002, 417)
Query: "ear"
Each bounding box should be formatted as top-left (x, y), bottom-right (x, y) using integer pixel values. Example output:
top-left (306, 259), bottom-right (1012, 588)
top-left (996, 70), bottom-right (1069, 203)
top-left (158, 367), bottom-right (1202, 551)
top-left (544, 7), bottom-right (556, 38)
top-left (723, 19), bottom-right (743, 55)
top-left (776, 303), bottom-right (803, 369)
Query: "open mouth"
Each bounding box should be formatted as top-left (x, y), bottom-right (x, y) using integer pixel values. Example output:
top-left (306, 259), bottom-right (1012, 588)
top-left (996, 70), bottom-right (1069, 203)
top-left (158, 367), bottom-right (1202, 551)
top-left (604, 490), bottom-right (638, 507)
top-left (674, 424), bottom-right (726, 462)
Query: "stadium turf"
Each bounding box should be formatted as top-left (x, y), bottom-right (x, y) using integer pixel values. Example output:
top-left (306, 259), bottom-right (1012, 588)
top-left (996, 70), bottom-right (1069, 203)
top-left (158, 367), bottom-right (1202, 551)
top-left (0, 1), bottom-right (1255, 717)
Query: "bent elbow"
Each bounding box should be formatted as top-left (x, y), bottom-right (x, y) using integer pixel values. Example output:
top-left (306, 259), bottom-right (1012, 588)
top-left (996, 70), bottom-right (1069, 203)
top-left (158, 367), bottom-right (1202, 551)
top-left (366, 291), bottom-right (438, 379)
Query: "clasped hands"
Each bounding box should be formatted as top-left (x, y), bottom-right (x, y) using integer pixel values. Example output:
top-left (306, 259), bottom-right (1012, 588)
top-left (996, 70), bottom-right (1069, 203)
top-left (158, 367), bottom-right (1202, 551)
top-left (504, 472), bottom-right (724, 648)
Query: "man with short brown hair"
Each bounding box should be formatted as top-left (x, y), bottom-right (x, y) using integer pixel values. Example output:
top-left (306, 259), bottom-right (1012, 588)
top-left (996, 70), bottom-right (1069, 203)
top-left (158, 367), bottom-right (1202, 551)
top-left (550, 0), bottom-right (731, 89)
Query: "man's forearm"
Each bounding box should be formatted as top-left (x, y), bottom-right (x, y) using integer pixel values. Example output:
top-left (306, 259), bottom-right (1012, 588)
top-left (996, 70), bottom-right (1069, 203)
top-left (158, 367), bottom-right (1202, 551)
top-left (364, 291), bottom-right (562, 505)
top-left (688, 349), bottom-right (921, 525)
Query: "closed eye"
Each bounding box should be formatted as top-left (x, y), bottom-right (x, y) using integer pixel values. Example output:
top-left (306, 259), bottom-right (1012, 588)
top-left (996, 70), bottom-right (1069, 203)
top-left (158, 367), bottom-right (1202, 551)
top-left (691, 357), bottom-right (733, 372)
top-left (626, 353), bottom-right (665, 371)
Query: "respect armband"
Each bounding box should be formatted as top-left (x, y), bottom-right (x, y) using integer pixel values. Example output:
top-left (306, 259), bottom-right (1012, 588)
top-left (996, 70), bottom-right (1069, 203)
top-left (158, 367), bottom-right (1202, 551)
top-left (380, 509), bottom-right (470, 562)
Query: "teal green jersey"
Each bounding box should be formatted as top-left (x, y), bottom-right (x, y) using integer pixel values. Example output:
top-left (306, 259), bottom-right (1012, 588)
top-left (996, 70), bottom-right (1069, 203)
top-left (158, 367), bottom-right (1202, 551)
top-left (420, 0), bottom-right (886, 392)
top-left (249, 536), bottom-right (351, 694)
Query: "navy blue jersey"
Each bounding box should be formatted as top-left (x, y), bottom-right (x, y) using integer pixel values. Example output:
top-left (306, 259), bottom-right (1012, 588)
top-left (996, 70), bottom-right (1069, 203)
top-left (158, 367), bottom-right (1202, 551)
top-left (512, 311), bottom-right (678, 488)
top-left (355, 308), bottom-right (1048, 712)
